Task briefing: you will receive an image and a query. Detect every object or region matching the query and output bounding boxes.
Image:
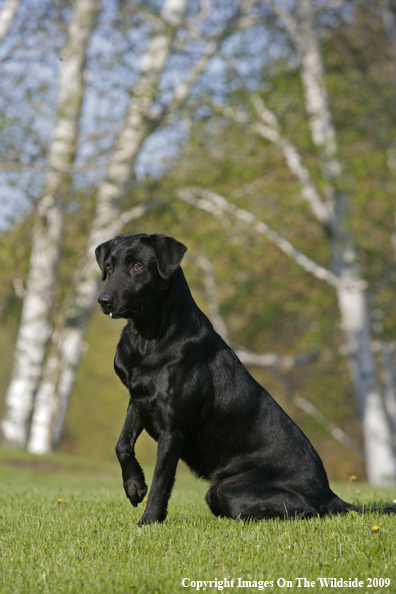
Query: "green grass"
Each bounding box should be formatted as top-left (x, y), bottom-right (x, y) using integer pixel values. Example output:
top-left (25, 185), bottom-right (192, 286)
top-left (1, 448), bottom-right (396, 594)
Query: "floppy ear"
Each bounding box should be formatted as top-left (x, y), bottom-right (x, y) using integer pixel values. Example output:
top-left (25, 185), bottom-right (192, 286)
top-left (95, 234), bottom-right (124, 280)
top-left (140, 233), bottom-right (187, 280)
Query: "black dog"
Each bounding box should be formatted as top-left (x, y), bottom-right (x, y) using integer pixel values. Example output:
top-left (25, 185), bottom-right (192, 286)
top-left (96, 232), bottom-right (396, 525)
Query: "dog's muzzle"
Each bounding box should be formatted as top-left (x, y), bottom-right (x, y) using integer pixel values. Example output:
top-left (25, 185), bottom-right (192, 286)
top-left (98, 293), bottom-right (113, 315)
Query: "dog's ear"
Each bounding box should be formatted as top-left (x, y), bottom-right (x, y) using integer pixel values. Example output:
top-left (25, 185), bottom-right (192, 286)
top-left (140, 234), bottom-right (187, 280)
top-left (95, 234), bottom-right (124, 280)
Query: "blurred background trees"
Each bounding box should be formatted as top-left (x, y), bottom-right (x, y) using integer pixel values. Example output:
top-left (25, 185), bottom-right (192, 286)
top-left (1, 0), bottom-right (396, 485)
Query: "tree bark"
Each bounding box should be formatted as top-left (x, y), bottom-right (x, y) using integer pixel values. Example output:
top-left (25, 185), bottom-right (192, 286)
top-left (1, 0), bottom-right (100, 448)
top-left (26, 0), bottom-right (189, 454)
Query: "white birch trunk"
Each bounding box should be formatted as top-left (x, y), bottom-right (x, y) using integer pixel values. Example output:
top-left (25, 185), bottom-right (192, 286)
top-left (0, 0), bottom-right (20, 44)
top-left (336, 282), bottom-right (396, 484)
top-left (294, 0), bottom-right (396, 484)
top-left (27, 203), bottom-right (156, 453)
top-left (294, 0), bottom-right (338, 169)
top-left (379, 341), bottom-right (396, 436)
top-left (1, 0), bottom-right (100, 448)
top-left (27, 0), bottom-right (188, 454)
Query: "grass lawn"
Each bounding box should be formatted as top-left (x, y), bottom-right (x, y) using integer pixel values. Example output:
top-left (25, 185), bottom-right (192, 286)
top-left (1, 447), bottom-right (396, 594)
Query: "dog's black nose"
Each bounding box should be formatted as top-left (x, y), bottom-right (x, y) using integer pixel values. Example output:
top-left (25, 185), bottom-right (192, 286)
top-left (98, 294), bottom-right (113, 309)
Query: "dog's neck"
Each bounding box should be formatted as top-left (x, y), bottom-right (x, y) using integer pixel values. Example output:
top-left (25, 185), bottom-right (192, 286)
top-left (126, 289), bottom-right (169, 343)
top-left (126, 267), bottom-right (198, 346)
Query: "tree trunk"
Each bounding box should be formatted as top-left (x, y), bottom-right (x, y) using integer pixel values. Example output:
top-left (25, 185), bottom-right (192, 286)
top-left (26, 0), bottom-right (188, 454)
top-left (380, 343), bottom-right (396, 435)
top-left (295, 0), bottom-right (396, 484)
top-left (1, 0), bottom-right (100, 448)
top-left (27, 203), bottom-right (156, 453)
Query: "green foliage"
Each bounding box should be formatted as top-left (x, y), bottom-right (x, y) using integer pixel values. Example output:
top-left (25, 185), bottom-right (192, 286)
top-left (1, 449), bottom-right (396, 594)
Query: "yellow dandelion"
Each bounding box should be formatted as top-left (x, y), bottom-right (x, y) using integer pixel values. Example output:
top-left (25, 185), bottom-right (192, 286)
top-left (57, 498), bottom-right (62, 504)
top-left (372, 525), bottom-right (379, 533)
top-left (143, 498), bottom-right (148, 503)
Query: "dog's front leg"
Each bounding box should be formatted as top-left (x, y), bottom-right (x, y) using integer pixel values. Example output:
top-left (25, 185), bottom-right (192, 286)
top-left (116, 399), bottom-right (147, 507)
top-left (138, 430), bottom-right (184, 526)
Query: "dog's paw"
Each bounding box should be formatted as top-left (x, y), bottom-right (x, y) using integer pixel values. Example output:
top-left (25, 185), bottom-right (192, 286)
top-left (137, 515), bottom-right (155, 527)
top-left (123, 479), bottom-right (147, 507)
top-left (137, 509), bottom-right (166, 527)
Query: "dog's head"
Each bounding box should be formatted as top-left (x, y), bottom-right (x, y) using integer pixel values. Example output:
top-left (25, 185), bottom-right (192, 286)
top-left (95, 233), bottom-right (187, 319)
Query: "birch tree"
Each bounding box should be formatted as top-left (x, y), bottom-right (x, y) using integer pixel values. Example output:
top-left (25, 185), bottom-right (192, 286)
top-left (1, 0), bottom-right (100, 448)
top-left (27, 0), bottom-right (261, 454)
top-left (284, 0), bottom-right (396, 485)
top-left (175, 0), bottom-right (396, 484)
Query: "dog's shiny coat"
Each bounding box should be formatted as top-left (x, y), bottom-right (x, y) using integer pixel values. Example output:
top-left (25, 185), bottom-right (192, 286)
top-left (96, 233), bottom-right (396, 525)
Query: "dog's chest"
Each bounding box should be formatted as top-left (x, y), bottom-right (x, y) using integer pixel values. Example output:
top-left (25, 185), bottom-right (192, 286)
top-left (115, 344), bottom-right (160, 393)
top-left (114, 341), bottom-right (173, 434)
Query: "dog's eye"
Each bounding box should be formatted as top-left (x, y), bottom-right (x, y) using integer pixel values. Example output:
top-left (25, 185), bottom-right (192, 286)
top-left (107, 264), bottom-right (113, 272)
top-left (132, 263), bottom-right (142, 270)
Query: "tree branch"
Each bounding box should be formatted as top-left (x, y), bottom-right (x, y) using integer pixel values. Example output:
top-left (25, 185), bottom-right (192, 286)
top-left (235, 346), bottom-right (319, 369)
top-left (272, 368), bottom-right (364, 458)
top-left (186, 0), bottom-right (212, 31)
top-left (217, 100), bottom-right (331, 226)
top-left (216, 53), bottom-right (332, 227)
top-left (178, 187), bottom-right (340, 287)
top-left (263, 0), bottom-right (298, 41)
top-left (155, 0), bottom-right (262, 123)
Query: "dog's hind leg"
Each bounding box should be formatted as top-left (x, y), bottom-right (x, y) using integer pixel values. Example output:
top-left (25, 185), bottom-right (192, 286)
top-left (206, 470), bottom-right (319, 521)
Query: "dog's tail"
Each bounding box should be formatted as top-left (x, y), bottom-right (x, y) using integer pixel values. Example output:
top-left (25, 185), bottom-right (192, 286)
top-left (326, 493), bottom-right (396, 516)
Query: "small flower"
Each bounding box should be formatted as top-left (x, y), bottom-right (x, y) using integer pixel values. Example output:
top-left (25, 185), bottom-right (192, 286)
top-left (372, 525), bottom-right (379, 533)
top-left (143, 498), bottom-right (147, 503)
top-left (57, 498), bottom-right (62, 504)
top-left (347, 474), bottom-right (358, 497)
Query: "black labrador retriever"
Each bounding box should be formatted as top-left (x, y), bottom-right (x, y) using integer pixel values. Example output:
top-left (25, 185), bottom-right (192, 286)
top-left (96, 232), bottom-right (396, 526)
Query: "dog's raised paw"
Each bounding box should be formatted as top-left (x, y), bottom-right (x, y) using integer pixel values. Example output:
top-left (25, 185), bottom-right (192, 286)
top-left (123, 479), bottom-right (147, 507)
